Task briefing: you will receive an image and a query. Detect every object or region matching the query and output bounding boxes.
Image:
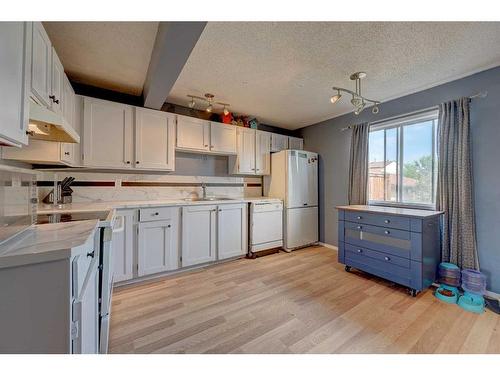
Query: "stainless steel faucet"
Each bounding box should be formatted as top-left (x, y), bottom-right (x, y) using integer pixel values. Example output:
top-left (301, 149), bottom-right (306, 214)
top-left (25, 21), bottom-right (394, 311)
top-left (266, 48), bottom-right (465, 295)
top-left (201, 183), bottom-right (207, 199)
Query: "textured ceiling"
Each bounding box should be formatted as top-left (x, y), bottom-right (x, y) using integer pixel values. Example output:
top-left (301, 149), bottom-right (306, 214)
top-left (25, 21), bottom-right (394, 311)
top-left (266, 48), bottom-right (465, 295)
top-left (43, 22), bottom-right (159, 96)
top-left (167, 22), bottom-right (500, 129)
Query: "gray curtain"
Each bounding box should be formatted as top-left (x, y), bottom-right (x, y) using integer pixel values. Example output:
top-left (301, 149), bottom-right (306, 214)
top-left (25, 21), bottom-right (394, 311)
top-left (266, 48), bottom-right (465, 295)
top-left (348, 122), bottom-right (369, 205)
top-left (437, 97), bottom-right (479, 270)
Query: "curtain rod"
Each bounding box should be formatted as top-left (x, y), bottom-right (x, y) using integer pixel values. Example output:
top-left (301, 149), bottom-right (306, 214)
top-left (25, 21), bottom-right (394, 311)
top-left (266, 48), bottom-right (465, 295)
top-left (340, 91), bottom-right (488, 132)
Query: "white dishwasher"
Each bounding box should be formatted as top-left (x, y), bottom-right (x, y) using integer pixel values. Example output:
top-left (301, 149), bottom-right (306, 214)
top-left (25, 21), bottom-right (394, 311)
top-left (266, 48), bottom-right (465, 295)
top-left (249, 200), bottom-right (283, 257)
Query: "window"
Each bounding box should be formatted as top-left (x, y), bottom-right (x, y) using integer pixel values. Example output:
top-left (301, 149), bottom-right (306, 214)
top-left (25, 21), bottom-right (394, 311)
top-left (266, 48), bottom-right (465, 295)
top-left (368, 110), bottom-right (438, 208)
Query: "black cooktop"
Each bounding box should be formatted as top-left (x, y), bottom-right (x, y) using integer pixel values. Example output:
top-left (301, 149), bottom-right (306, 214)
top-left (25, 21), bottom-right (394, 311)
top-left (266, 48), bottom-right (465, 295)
top-left (36, 211), bottom-right (109, 224)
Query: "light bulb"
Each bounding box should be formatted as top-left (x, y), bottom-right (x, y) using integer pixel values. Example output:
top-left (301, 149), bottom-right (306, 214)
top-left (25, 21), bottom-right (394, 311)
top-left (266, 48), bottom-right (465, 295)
top-left (354, 101), bottom-right (366, 115)
top-left (206, 104), bottom-right (213, 113)
top-left (330, 92), bottom-right (342, 104)
top-left (188, 98), bottom-right (195, 108)
top-left (223, 107), bottom-right (229, 116)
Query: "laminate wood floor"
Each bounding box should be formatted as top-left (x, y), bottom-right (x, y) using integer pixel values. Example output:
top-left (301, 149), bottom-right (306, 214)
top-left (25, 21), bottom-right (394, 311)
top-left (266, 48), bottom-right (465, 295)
top-left (109, 246), bottom-right (500, 354)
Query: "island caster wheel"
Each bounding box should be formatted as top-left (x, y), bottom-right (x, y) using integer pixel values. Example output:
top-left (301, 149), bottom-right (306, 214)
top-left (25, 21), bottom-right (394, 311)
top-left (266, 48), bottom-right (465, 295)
top-left (345, 265), bottom-right (351, 272)
top-left (409, 289), bottom-right (418, 297)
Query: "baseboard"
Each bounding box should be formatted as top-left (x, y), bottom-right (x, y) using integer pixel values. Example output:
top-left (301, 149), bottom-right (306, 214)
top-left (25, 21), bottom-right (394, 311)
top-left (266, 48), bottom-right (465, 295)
top-left (318, 242), bottom-right (338, 250)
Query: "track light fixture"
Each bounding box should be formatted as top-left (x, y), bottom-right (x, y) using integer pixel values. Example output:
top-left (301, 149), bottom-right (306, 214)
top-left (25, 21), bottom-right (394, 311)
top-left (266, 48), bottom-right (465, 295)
top-left (186, 93), bottom-right (230, 115)
top-left (330, 72), bottom-right (381, 115)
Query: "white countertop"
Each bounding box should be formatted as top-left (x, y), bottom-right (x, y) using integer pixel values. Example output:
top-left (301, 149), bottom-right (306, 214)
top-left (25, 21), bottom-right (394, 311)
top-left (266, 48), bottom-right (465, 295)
top-left (336, 204), bottom-right (444, 218)
top-left (0, 220), bottom-right (99, 269)
top-left (37, 196), bottom-right (282, 215)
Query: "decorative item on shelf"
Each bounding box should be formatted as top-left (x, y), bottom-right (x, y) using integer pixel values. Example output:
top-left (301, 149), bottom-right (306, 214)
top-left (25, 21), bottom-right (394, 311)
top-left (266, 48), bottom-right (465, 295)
top-left (186, 93), bottom-right (230, 115)
top-left (221, 111), bottom-right (233, 124)
top-left (248, 118), bottom-right (259, 129)
top-left (330, 72), bottom-right (381, 115)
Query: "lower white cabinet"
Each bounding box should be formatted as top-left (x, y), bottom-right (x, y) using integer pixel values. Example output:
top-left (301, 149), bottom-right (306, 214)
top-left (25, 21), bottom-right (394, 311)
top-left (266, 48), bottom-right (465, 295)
top-left (217, 204), bottom-right (248, 260)
top-left (181, 205), bottom-right (217, 267)
top-left (112, 209), bottom-right (135, 283)
top-left (137, 208), bottom-right (179, 276)
top-left (182, 203), bottom-right (248, 267)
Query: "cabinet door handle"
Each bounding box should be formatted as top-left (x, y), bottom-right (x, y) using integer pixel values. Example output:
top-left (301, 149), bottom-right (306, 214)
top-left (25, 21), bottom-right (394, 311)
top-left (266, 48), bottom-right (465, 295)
top-left (384, 230), bottom-right (390, 235)
top-left (153, 212), bottom-right (159, 216)
top-left (384, 256), bottom-right (391, 261)
top-left (384, 219), bottom-right (390, 224)
top-left (357, 225), bottom-right (362, 230)
top-left (26, 130), bottom-right (35, 136)
top-left (87, 251), bottom-right (95, 258)
top-left (167, 224), bottom-right (171, 228)
top-left (136, 161), bottom-right (140, 164)
top-left (357, 216), bottom-right (362, 220)
top-left (357, 249), bottom-right (363, 253)
top-left (64, 152), bottom-right (70, 155)
top-left (126, 161), bottom-right (131, 164)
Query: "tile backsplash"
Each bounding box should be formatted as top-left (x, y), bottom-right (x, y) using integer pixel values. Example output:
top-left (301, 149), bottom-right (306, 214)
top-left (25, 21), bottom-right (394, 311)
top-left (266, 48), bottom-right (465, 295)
top-left (36, 170), bottom-right (263, 203)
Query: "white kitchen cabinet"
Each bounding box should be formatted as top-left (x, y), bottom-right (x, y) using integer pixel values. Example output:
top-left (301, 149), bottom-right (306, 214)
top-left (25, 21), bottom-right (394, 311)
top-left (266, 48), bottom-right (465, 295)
top-left (2, 138), bottom-right (76, 166)
top-left (210, 122), bottom-right (237, 154)
top-left (50, 47), bottom-right (64, 114)
top-left (62, 75), bottom-right (75, 127)
top-left (30, 22), bottom-right (52, 108)
top-left (176, 115), bottom-right (210, 152)
top-left (135, 107), bottom-right (175, 170)
top-left (256, 130), bottom-right (271, 175)
top-left (271, 133), bottom-right (288, 152)
top-left (112, 210), bottom-right (135, 283)
top-left (138, 216), bottom-right (179, 276)
top-left (181, 205), bottom-right (217, 267)
top-left (288, 136), bottom-right (304, 150)
top-left (0, 22), bottom-right (30, 146)
top-left (217, 203), bottom-right (248, 260)
top-left (83, 97), bottom-right (134, 168)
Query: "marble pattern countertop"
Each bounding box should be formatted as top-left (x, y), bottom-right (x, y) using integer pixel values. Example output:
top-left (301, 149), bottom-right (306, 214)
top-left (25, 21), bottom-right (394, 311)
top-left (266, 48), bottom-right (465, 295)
top-left (335, 204), bottom-right (444, 218)
top-left (37, 196), bottom-right (282, 215)
top-left (0, 220), bottom-right (99, 269)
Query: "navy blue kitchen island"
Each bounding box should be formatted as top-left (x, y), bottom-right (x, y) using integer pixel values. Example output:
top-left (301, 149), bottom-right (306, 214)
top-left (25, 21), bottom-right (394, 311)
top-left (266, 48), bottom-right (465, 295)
top-left (336, 205), bottom-right (443, 296)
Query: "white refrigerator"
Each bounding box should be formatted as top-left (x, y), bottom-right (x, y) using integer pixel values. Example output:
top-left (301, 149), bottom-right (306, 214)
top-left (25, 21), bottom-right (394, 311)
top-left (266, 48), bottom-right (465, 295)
top-left (264, 150), bottom-right (318, 251)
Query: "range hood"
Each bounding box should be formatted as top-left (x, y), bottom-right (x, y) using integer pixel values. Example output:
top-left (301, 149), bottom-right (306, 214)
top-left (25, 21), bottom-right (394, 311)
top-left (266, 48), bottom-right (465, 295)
top-left (28, 101), bottom-right (80, 143)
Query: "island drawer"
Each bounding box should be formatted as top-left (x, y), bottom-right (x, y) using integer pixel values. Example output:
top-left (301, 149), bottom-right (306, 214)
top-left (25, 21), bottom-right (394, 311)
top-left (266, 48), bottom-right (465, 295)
top-left (345, 211), bottom-right (410, 231)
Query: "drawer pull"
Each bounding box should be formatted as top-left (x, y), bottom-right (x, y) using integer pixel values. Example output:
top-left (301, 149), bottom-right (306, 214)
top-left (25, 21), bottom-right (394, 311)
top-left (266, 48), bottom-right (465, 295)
top-left (167, 224), bottom-right (171, 228)
top-left (384, 256), bottom-right (391, 261)
top-left (357, 226), bottom-right (362, 230)
top-left (357, 249), bottom-right (363, 253)
top-left (384, 230), bottom-right (390, 234)
top-left (86, 251), bottom-right (95, 258)
top-left (153, 212), bottom-right (159, 216)
top-left (384, 219), bottom-right (390, 224)
top-left (357, 216), bottom-right (362, 220)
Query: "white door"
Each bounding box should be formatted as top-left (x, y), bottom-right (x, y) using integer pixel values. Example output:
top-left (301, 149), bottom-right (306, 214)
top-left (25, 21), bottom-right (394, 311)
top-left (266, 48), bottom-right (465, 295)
top-left (285, 206), bottom-right (318, 250)
top-left (271, 133), bottom-right (289, 152)
top-left (181, 205), bottom-right (217, 267)
top-left (30, 22), bottom-right (52, 107)
top-left (176, 115), bottom-right (210, 152)
top-left (287, 150), bottom-right (310, 209)
top-left (236, 127), bottom-right (256, 174)
top-left (72, 256), bottom-right (99, 354)
top-left (112, 210), bottom-right (135, 282)
top-left (255, 130), bottom-right (271, 175)
top-left (210, 122), bottom-right (237, 154)
top-left (288, 136), bottom-right (304, 150)
top-left (218, 204), bottom-right (248, 260)
top-left (83, 97), bottom-right (134, 168)
top-left (138, 217), bottom-right (179, 276)
top-left (50, 48), bottom-right (64, 114)
top-left (0, 22), bottom-right (30, 146)
top-left (135, 108), bottom-right (175, 170)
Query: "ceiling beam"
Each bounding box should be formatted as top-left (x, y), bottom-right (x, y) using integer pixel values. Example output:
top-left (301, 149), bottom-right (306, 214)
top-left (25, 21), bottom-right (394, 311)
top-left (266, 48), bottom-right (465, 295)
top-left (143, 21), bottom-right (207, 109)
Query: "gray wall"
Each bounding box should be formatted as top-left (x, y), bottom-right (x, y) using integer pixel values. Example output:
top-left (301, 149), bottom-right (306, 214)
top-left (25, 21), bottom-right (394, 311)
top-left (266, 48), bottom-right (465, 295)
top-left (300, 66), bottom-right (500, 293)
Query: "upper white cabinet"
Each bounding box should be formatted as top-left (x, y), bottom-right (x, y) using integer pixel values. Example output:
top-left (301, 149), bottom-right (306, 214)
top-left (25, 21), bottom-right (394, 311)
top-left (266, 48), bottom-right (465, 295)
top-left (229, 128), bottom-right (271, 175)
top-left (176, 115), bottom-right (209, 152)
top-left (83, 97), bottom-right (134, 168)
top-left (176, 114), bottom-right (237, 155)
top-left (288, 136), bottom-right (304, 150)
top-left (50, 48), bottom-right (64, 114)
top-left (135, 107), bottom-right (175, 170)
top-left (82, 97), bottom-right (175, 171)
top-left (30, 22), bottom-right (52, 108)
top-left (271, 133), bottom-right (288, 152)
top-left (181, 205), bottom-right (217, 267)
top-left (0, 22), bottom-right (30, 146)
top-left (256, 130), bottom-right (271, 175)
top-left (210, 121), bottom-right (237, 154)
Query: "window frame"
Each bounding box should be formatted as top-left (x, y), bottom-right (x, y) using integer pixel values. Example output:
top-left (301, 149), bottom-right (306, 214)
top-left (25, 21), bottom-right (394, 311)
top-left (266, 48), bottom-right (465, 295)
top-left (368, 109), bottom-right (439, 210)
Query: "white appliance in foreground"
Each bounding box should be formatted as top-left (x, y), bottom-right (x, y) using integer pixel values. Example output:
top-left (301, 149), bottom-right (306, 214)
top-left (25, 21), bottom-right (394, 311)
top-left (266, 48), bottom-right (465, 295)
top-left (264, 150), bottom-right (318, 251)
top-left (249, 200), bottom-right (283, 255)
